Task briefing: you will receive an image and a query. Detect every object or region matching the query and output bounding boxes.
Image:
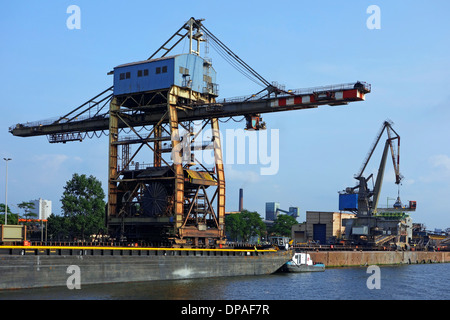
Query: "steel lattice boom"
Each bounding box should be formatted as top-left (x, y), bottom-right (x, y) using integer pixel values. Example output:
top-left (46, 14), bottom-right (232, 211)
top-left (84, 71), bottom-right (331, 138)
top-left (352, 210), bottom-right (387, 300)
top-left (9, 82), bottom-right (370, 139)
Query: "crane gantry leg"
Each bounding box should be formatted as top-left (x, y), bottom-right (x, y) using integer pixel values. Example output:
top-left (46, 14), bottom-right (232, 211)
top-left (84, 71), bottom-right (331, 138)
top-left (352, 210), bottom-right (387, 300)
top-left (211, 117), bottom-right (226, 243)
top-left (106, 86), bottom-right (225, 246)
top-left (168, 100), bottom-right (186, 243)
top-left (107, 98), bottom-right (119, 230)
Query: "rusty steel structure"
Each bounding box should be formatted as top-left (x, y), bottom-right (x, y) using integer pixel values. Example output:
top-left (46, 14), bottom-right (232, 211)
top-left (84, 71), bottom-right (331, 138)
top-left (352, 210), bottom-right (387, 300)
top-left (9, 18), bottom-right (371, 247)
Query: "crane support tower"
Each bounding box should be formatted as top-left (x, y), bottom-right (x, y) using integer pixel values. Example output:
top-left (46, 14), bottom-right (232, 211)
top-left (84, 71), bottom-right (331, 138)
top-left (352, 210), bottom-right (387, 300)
top-left (9, 18), bottom-right (371, 247)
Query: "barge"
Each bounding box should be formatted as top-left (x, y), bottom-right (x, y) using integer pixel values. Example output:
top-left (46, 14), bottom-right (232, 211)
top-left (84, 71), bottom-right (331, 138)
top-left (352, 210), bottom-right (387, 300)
top-left (0, 245), bottom-right (291, 290)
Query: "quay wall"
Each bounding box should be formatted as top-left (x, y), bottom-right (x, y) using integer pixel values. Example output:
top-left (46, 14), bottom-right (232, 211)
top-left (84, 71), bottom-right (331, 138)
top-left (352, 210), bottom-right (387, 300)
top-left (308, 250), bottom-right (450, 267)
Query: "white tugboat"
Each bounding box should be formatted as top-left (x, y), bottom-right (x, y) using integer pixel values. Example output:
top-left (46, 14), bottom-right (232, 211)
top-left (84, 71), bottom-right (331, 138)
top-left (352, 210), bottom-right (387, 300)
top-left (281, 252), bottom-right (325, 272)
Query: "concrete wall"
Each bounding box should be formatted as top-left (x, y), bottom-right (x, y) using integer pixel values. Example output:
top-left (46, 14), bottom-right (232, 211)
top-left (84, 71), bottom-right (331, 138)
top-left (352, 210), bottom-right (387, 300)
top-left (308, 250), bottom-right (450, 267)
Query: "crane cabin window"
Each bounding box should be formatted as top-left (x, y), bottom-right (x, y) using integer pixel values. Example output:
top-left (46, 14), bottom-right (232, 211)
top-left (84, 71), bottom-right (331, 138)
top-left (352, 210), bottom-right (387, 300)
top-left (179, 67), bottom-right (190, 75)
top-left (156, 66), bottom-right (167, 75)
top-left (137, 69), bottom-right (149, 77)
top-left (118, 72), bottom-right (131, 80)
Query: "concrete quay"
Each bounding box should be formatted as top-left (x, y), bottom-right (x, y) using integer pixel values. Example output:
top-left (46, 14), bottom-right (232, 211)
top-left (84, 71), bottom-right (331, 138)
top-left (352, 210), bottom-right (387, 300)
top-left (308, 250), bottom-right (450, 267)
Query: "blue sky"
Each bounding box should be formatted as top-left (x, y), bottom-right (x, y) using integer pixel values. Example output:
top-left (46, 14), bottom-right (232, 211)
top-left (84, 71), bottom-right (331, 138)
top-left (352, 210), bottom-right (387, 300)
top-left (1, 1), bottom-right (450, 230)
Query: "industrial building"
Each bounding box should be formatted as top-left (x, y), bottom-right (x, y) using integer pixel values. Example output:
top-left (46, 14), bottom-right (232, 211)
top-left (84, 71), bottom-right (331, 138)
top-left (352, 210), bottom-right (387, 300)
top-left (265, 202), bottom-right (280, 221)
top-left (265, 202), bottom-right (299, 221)
top-left (292, 211), bottom-right (355, 244)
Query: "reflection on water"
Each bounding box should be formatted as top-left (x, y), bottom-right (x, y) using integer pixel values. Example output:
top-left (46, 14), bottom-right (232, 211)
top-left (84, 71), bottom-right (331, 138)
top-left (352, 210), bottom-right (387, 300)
top-left (0, 263), bottom-right (448, 300)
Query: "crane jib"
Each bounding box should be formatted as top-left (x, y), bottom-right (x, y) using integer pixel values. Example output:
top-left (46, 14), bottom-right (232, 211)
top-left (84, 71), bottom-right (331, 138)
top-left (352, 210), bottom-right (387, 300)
top-left (9, 83), bottom-right (370, 139)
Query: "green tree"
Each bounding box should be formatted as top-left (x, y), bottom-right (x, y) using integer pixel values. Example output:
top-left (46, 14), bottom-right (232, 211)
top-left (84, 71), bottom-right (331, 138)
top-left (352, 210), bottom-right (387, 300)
top-left (225, 210), bottom-right (266, 242)
top-left (0, 204), bottom-right (18, 225)
top-left (47, 213), bottom-right (70, 241)
top-left (18, 201), bottom-right (36, 220)
top-left (61, 173), bottom-right (106, 240)
top-left (225, 213), bottom-right (244, 241)
top-left (240, 210), bottom-right (266, 241)
top-left (270, 214), bottom-right (298, 237)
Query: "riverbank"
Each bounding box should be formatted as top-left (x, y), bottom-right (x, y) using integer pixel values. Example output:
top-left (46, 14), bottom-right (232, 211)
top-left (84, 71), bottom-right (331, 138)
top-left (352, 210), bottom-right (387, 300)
top-left (308, 250), bottom-right (450, 267)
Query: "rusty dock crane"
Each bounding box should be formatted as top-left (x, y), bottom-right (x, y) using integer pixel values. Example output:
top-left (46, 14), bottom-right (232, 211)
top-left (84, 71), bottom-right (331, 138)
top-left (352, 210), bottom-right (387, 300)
top-left (9, 18), bottom-right (371, 247)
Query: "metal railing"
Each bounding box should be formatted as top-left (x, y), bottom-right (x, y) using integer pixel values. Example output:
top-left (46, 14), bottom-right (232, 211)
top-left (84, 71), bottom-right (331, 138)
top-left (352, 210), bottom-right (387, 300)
top-left (215, 81), bottom-right (371, 104)
top-left (9, 113), bottom-right (109, 132)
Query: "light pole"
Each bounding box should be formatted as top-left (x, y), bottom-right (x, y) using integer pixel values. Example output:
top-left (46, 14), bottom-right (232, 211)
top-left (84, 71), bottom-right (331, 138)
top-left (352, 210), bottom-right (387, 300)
top-left (3, 158), bottom-right (11, 225)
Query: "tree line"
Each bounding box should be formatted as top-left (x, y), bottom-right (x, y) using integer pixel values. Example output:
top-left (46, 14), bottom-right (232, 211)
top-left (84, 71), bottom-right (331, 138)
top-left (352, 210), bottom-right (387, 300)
top-left (1, 201), bottom-right (41, 224)
top-left (1, 173), bottom-right (106, 241)
top-left (225, 210), bottom-right (298, 242)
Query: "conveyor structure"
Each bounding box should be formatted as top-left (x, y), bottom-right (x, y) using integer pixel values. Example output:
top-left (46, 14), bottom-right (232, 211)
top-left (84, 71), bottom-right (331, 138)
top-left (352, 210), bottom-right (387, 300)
top-left (9, 18), bottom-right (371, 246)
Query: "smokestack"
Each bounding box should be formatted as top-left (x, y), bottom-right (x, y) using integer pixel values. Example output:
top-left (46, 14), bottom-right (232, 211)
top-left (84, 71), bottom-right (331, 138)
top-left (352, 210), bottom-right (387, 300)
top-left (239, 188), bottom-right (243, 212)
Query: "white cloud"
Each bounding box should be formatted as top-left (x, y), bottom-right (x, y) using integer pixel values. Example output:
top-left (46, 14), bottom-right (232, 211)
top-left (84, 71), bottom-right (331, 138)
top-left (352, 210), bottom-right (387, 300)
top-left (31, 154), bottom-right (83, 184)
top-left (430, 154), bottom-right (450, 172)
top-left (33, 154), bottom-right (69, 169)
top-left (419, 154), bottom-right (450, 183)
top-left (224, 164), bottom-right (262, 186)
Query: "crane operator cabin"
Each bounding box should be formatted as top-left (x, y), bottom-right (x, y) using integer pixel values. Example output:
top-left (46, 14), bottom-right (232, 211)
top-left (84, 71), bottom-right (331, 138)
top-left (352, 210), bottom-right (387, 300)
top-left (113, 54), bottom-right (218, 97)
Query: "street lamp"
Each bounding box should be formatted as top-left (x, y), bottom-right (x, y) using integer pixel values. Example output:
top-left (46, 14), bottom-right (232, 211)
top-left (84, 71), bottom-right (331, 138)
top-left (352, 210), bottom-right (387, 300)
top-left (3, 158), bottom-right (11, 225)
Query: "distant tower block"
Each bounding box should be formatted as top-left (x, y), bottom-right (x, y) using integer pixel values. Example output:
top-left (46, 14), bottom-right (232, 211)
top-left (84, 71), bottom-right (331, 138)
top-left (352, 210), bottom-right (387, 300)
top-left (265, 202), bottom-right (280, 221)
top-left (30, 198), bottom-right (52, 220)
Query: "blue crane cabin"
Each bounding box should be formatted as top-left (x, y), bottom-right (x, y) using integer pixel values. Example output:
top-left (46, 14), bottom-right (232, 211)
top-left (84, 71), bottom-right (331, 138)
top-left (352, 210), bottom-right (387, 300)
top-left (113, 54), bottom-right (218, 97)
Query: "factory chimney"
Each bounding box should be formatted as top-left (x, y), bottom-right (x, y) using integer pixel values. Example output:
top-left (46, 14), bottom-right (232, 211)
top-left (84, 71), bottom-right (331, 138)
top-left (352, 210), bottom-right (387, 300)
top-left (239, 188), bottom-right (244, 212)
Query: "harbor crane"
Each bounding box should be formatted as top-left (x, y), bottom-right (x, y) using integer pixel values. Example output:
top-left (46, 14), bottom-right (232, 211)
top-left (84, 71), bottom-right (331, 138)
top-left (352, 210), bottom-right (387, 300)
top-left (9, 18), bottom-right (371, 247)
top-left (339, 120), bottom-right (416, 247)
top-left (343, 120), bottom-right (403, 216)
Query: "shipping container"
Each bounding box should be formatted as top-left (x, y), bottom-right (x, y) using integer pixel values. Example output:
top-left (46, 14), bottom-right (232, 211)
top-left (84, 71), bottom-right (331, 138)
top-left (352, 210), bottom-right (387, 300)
top-left (339, 193), bottom-right (358, 211)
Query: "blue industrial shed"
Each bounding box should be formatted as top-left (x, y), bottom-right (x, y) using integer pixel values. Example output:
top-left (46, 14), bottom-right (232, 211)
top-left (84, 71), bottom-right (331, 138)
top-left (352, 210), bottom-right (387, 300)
top-left (113, 53), bottom-right (218, 97)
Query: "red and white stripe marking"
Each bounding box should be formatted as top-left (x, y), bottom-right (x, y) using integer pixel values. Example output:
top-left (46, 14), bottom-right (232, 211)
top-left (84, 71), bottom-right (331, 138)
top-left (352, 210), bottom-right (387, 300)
top-left (270, 89), bottom-right (365, 108)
